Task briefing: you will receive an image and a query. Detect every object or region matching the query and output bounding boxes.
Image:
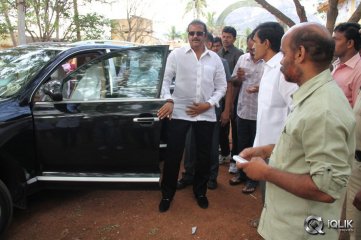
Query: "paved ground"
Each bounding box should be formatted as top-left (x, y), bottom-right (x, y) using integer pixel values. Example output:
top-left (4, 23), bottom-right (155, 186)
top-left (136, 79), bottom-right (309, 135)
top-left (5, 163), bottom-right (264, 240)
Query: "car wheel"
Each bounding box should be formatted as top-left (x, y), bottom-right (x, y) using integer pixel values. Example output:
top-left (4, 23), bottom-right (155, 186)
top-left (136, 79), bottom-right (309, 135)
top-left (0, 179), bottom-right (12, 237)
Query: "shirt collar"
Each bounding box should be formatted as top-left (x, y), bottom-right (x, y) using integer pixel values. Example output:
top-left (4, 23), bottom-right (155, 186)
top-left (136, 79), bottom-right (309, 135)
top-left (265, 52), bottom-right (283, 68)
top-left (333, 53), bottom-right (361, 69)
top-left (244, 52), bottom-right (263, 64)
top-left (345, 53), bottom-right (361, 69)
top-left (292, 69), bottom-right (332, 108)
top-left (222, 44), bottom-right (237, 54)
top-left (184, 45), bottom-right (210, 57)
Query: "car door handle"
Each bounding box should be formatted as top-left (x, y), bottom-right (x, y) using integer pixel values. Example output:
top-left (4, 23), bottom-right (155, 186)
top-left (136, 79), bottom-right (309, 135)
top-left (133, 117), bottom-right (160, 123)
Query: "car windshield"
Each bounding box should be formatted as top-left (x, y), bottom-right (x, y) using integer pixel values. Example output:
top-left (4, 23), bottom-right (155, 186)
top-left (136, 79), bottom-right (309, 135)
top-left (0, 46), bottom-right (63, 98)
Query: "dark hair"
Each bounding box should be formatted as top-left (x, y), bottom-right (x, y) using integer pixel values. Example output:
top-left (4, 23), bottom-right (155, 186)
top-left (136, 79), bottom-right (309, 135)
top-left (206, 32), bottom-right (214, 43)
top-left (247, 28), bottom-right (257, 42)
top-left (222, 26), bottom-right (237, 38)
top-left (290, 25), bottom-right (335, 69)
top-left (334, 22), bottom-right (361, 51)
top-left (187, 19), bottom-right (208, 34)
top-left (214, 36), bottom-right (222, 45)
top-left (254, 22), bottom-right (284, 52)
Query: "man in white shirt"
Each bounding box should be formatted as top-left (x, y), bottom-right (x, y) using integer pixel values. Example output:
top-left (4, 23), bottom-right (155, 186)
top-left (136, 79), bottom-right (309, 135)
top-left (242, 22), bottom-right (298, 202)
top-left (157, 20), bottom-right (227, 212)
top-left (228, 33), bottom-right (264, 193)
top-left (252, 22), bottom-right (297, 149)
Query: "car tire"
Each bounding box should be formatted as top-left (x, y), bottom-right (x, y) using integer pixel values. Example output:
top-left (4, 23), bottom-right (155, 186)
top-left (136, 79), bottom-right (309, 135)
top-left (0, 179), bottom-right (12, 238)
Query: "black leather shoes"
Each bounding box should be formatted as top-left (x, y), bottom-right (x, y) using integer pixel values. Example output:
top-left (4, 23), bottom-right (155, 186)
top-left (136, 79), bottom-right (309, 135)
top-left (207, 179), bottom-right (217, 190)
top-left (196, 195), bottom-right (209, 209)
top-left (159, 198), bottom-right (171, 212)
top-left (176, 178), bottom-right (193, 189)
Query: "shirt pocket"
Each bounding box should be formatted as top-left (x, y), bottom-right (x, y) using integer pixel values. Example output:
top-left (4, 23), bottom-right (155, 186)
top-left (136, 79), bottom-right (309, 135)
top-left (271, 127), bottom-right (292, 168)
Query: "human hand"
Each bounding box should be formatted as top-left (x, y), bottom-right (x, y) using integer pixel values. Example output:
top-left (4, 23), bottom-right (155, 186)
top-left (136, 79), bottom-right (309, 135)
top-left (353, 190), bottom-right (361, 211)
top-left (236, 67), bottom-right (248, 81)
top-left (157, 102), bottom-right (174, 119)
top-left (186, 102), bottom-right (211, 117)
top-left (246, 85), bottom-right (259, 94)
top-left (240, 146), bottom-right (272, 160)
top-left (237, 157), bottom-right (269, 181)
top-left (220, 110), bottom-right (230, 126)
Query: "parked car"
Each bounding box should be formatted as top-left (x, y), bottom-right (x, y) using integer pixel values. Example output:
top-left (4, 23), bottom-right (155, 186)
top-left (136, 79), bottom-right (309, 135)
top-left (0, 41), bottom-right (169, 236)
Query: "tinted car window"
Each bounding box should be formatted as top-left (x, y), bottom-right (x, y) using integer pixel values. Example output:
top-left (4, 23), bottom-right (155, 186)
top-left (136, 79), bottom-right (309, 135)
top-left (0, 46), bottom-right (62, 98)
top-left (63, 48), bottom-right (164, 100)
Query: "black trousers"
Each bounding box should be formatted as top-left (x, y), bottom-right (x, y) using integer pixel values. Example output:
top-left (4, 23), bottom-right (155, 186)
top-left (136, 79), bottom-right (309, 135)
top-left (219, 96), bottom-right (239, 157)
top-left (182, 107), bottom-right (221, 181)
top-left (161, 119), bottom-right (215, 199)
top-left (236, 117), bottom-right (257, 181)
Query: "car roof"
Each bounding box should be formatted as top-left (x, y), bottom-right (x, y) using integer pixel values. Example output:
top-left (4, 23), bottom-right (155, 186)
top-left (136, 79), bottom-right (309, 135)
top-left (15, 40), bottom-right (143, 53)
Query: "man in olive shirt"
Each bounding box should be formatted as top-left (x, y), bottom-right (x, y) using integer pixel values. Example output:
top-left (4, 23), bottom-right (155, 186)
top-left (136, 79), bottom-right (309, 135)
top-left (238, 23), bottom-right (355, 239)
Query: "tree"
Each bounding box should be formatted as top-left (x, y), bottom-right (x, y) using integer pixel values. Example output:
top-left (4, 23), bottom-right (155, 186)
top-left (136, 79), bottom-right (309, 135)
top-left (0, 0), bottom-right (110, 45)
top-left (184, 0), bottom-right (207, 19)
top-left (206, 11), bottom-right (219, 34)
top-left (166, 26), bottom-right (181, 41)
top-left (65, 12), bottom-right (110, 41)
top-left (0, 0), bottom-right (17, 45)
top-left (253, 0), bottom-right (361, 33)
top-left (17, 0), bottom-right (26, 45)
top-left (111, 0), bottom-right (154, 43)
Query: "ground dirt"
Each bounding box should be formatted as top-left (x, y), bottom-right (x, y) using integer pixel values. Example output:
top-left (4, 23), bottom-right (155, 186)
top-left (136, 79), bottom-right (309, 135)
top-left (5, 162), bottom-right (263, 240)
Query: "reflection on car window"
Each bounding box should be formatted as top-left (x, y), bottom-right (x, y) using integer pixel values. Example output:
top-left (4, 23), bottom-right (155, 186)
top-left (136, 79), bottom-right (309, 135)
top-left (34, 53), bottom-right (100, 102)
top-left (64, 48), bottom-right (164, 100)
top-left (0, 47), bottom-right (61, 98)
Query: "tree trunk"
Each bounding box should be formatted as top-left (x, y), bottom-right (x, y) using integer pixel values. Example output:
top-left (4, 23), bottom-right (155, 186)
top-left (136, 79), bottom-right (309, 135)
top-left (348, 2), bottom-right (361, 23)
top-left (326, 0), bottom-right (339, 34)
top-left (73, 0), bottom-right (81, 41)
top-left (17, 0), bottom-right (26, 45)
top-left (254, 0), bottom-right (295, 27)
top-left (293, 0), bottom-right (308, 22)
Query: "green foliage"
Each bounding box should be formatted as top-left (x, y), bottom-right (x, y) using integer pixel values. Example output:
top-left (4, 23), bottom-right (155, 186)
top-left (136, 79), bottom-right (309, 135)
top-left (166, 26), bottom-right (181, 41)
top-left (67, 13), bottom-right (110, 41)
top-left (184, 0), bottom-right (207, 19)
top-left (0, 0), bottom-right (110, 43)
top-left (0, 22), bottom-right (9, 40)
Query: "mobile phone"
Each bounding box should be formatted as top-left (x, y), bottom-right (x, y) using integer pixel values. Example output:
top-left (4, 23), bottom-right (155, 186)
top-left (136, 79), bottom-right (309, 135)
top-left (233, 155), bottom-right (248, 164)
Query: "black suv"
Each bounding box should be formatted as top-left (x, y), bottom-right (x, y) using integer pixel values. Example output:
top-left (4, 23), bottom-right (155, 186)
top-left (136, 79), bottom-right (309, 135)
top-left (0, 41), bottom-right (169, 236)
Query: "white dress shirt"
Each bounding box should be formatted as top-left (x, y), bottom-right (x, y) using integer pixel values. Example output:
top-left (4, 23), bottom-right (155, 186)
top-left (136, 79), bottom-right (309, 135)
top-left (232, 53), bottom-right (264, 120)
top-left (253, 52), bottom-right (298, 147)
top-left (161, 46), bottom-right (227, 122)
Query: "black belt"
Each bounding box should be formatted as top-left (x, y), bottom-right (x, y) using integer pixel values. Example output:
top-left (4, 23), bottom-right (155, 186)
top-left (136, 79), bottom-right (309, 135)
top-left (355, 150), bottom-right (361, 162)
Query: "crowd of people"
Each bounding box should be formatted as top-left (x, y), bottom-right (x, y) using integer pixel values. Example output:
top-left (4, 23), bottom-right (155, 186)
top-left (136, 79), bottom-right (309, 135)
top-left (157, 19), bottom-right (361, 240)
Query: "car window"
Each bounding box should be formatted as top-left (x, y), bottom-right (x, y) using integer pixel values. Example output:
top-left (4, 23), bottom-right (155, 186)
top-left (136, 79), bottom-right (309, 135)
top-left (0, 47), bottom-right (62, 99)
top-left (64, 47), bottom-right (164, 100)
top-left (34, 53), bottom-right (100, 101)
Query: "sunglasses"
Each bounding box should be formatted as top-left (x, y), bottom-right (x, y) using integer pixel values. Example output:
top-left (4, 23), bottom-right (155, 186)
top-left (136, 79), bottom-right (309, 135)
top-left (188, 31), bottom-right (205, 37)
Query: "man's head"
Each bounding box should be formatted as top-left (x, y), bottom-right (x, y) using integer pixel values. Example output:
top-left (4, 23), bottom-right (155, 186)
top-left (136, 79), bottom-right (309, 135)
top-left (187, 20), bottom-right (208, 50)
top-left (252, 22), bottom-right (284, 62)
top-left (280, 22), bottom-right (334, 85)
top-left (246, 31), bottom-right (256, 59)
top-left (333, 22), bottom-right (361, 59)
top-left (205, 32), bottom-right (214, 50)
top-left (221, 26), bottom-right (237, 50)
top-left (212, 37), bottom-right (223, 52)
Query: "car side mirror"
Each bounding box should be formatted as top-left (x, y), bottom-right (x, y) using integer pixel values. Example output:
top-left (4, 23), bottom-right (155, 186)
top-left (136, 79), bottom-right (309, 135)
top-left (43, 80), bottom-right (63, 101)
